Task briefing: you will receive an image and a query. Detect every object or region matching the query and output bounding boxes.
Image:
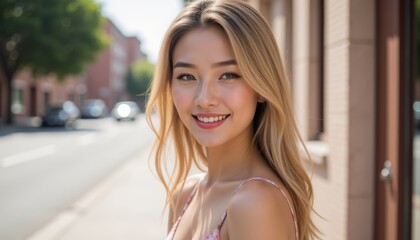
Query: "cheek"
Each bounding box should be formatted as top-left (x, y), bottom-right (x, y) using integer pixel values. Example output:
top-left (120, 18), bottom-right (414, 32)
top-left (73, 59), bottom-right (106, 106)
top-left (172, 85), bottom-right (192, 116)
top-left (224, 86), bottom-right (258, 113)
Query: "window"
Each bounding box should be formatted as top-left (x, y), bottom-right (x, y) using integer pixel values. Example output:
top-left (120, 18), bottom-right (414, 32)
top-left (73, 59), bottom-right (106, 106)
top-left (308, 0), bottom-right (325, 140)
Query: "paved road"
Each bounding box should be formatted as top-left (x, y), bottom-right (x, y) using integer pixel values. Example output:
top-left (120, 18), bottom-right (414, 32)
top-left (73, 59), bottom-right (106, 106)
top-left (0, 116), bottom-right (154, 240)
top-left (27, 138), bottom-right (168, 240)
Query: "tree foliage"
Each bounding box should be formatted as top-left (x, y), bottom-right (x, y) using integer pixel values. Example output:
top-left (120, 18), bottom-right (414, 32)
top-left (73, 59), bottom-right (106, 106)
top-left (183, 0), bottom-right (194, 6)
top-left (416, 0), bottom-right (420, 79)
top-left (0, 0), bottom-right (107, 123)
top-left (126, 60), bottom-right (154, 111)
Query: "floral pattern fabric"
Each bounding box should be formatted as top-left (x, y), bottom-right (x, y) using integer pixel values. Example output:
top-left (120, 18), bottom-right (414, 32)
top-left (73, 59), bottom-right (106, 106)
top-left (165, 177), bottom-right (299, 240)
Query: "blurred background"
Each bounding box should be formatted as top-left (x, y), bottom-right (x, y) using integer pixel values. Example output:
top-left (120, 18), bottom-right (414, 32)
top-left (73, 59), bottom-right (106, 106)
top-left (0, 0), bottom-right (418, 239)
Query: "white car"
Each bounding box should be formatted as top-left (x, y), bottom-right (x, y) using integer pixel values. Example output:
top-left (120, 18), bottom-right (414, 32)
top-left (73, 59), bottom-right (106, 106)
top-left (112, 101), bottom-right (140, 121)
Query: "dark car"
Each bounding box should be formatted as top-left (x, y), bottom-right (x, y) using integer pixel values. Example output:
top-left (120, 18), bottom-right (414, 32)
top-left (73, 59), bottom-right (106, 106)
top-left (112, 101), bottom-right (140, 121)
top-left (81, 99), bottom-right (108, 119)
top-left (42, 101), bottom-right (80, 127)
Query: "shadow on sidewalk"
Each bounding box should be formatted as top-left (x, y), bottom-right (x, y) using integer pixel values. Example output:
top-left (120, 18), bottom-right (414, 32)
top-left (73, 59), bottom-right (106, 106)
top-left (0, 117), bottom-right (100, 137)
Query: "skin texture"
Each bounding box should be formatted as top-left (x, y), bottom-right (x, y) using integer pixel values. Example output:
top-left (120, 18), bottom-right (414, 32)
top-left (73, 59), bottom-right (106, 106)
top-left (171, 27), bottom-right (259, 149)
top-left (169, 26), bottom-right (295, 240)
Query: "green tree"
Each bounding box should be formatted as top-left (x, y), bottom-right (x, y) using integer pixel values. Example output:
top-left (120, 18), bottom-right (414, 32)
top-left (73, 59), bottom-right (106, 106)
top-left (183, 0), bottom-right (194, 6)
top-left (416, 0), bottom-right (420, 79)
top-left (0, 0), bottom-right (107, 124)
top-left (126, 60), bottom-right (154, 112)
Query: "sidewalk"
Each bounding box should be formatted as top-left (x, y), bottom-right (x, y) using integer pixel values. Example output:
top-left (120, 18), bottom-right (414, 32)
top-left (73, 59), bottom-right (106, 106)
top-left (0, 117), bottom-right (42, 136)
top-left (27, 144), bottom-right (168, 240)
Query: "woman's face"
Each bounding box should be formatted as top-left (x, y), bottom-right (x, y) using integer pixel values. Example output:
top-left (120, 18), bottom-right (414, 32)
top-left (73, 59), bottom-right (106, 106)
top-left (171, 26), bottom-right (259, 148)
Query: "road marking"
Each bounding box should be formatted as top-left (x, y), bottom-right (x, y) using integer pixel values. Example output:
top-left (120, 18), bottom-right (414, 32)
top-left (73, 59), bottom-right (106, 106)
top-left (2, 145), bottom-right (57, 168)
top-left (78, 133), bottom-right (96, 146)
top-left (78, 128), bottom-right (119, 147)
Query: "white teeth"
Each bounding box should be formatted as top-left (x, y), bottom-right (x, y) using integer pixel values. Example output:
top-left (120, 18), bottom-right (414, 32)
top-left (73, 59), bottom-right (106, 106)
top-left (197, 115), bottom-right (227, 123)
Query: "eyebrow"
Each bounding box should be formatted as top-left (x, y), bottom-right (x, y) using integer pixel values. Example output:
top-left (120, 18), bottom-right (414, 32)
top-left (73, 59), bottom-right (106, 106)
top-left (173, 59), bottom-right (237, 69)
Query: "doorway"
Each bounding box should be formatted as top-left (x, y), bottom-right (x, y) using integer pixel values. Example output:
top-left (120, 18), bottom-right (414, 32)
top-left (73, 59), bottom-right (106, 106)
top-left (375, 0), bottom-right (414, 239)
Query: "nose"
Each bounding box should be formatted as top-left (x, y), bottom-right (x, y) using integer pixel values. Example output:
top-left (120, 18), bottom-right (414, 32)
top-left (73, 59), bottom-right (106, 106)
top-left (194, 80), bottom-right (219, 108)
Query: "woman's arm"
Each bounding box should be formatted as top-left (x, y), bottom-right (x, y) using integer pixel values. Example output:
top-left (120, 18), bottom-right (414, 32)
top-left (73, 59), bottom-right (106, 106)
top-left (227, 180), bottom-right (297, 240)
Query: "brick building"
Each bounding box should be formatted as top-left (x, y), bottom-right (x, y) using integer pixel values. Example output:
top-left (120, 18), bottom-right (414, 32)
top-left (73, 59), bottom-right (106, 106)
top-left (246, 0), bottom-right (415, 239)
top-left (0, 17), bottom-right (145, 124)
top-left (126, 36), bottom-right (147, 68)
top-left (85, 18), bottom-right (146, 111)
top-left (0, 70), bottom-right (87, 122)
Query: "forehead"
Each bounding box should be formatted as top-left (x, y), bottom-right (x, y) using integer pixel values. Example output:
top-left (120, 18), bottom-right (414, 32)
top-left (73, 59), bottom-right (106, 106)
top-left (172, 26), bottom-right (235, 64)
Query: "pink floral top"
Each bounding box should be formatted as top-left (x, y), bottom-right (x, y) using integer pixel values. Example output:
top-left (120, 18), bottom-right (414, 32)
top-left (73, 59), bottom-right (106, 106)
top-left (166, 177), bottom-right (299, 240)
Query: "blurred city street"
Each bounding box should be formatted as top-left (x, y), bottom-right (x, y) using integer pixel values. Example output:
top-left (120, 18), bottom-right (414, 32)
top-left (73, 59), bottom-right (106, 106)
top-left (0, 115), bottom-right (167, 240)
top-left (0, 0), bottom-right (418, 238)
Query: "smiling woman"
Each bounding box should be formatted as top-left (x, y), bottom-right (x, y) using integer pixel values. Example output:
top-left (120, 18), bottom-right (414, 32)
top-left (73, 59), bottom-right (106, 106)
top-left (146, 1), bottom-right (319, 239)
top-left (171, 27), bottom-right (259, 148)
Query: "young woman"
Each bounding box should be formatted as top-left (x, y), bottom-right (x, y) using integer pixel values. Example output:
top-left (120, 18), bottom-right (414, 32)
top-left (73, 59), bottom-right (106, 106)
top-left (146, 0), bottom-right (318, 239)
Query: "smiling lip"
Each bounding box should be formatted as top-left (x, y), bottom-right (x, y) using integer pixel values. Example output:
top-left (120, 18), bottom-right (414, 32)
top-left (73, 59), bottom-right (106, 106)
top-left (192, 113), bottom-right (230, 129)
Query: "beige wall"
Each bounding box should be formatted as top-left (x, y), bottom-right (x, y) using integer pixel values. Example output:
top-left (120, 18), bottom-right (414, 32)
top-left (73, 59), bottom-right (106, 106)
top-left (311, 0), bottom-right (375, 239)
top-left (346, 0), bottom-right (375, 238)
top-left (249, 0), bottom-right (376, 239)
top-left (316, 0), bottom-right (350, 237)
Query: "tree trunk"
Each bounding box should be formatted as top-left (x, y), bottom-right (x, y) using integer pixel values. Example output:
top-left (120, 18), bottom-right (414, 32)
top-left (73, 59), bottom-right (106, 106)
top-left (0, 58), bottom-right (17, 125)
top-left (0, 57), bottom-right (16, 125)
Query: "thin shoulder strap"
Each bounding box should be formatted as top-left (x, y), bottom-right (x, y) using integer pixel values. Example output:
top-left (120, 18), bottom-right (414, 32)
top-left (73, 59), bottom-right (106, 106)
top-left (217, 177), bottom-right (299, 239)
top-left (170, 177), bottom-right (203, 235)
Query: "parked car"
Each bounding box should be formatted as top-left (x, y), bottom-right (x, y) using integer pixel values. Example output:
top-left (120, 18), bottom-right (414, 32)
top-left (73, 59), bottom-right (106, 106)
top-left (81, 99), bottom-right (108, 118)
top-left (112, 101), bottom-right (140, 121)
top-left (42, 101), bottom-right (80, 127)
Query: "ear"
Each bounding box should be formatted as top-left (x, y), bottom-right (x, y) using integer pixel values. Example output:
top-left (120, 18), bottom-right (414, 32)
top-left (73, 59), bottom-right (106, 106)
top-left (257, 96), bottom-right (265, 103)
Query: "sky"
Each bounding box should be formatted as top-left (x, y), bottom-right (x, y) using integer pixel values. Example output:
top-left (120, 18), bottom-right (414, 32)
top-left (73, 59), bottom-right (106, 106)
top-left (95, 0), bottom-right (184, 63)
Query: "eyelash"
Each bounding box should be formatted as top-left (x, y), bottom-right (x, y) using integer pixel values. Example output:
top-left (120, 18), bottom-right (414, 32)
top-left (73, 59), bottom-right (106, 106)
top-left (176, 74), bottom-right (196, 81)
top-left (220, 72), bottom-right (241, 79)
top-left (176, 72), bottom-right (241, 81)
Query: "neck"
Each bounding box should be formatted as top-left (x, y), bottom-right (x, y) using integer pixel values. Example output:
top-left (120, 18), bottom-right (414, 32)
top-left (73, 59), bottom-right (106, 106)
top-left (204, 131), bottom-right (264, 186)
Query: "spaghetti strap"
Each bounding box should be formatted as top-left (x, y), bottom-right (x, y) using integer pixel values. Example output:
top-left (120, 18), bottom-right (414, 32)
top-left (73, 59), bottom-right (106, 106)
top-left (166, 176), bottom-right (299, 240)
top-left (217, 177), bottom-right (299, 239)
top-left (166, 176), bottom-right (203, 240)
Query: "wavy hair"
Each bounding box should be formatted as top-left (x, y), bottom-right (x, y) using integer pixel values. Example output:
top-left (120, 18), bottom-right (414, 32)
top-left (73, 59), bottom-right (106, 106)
top-left (146, 0), bottom-right (318, 238)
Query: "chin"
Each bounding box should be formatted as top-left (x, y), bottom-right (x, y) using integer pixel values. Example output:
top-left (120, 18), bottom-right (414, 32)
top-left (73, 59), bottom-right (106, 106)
top-left (195, 138), bottom-right (224, 148)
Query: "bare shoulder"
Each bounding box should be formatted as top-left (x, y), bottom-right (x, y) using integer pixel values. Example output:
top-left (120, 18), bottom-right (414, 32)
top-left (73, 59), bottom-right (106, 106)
top-left (226, 179), bottom-right (296, 240)
top-left (167, 173), bottom-right (205, 232)
top-left (173, 173), bottom-right (205, 205)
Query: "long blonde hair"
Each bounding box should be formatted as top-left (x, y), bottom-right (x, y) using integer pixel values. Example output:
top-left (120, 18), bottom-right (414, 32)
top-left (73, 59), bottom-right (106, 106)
top-left (146, 0), bottom-right (318, 238)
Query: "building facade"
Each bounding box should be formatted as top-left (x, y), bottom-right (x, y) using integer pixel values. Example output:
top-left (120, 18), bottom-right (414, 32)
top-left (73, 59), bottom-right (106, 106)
top-left (0, 69), bottom-right (87, 122)
top-left (0, 17), bottom-right (145, 123)
top-left (246, 0), bottom-right (415, 239)
top-left (126, 36), bottom-right (147, 68)
top-left (85, 18), bottom-right (146, 111)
